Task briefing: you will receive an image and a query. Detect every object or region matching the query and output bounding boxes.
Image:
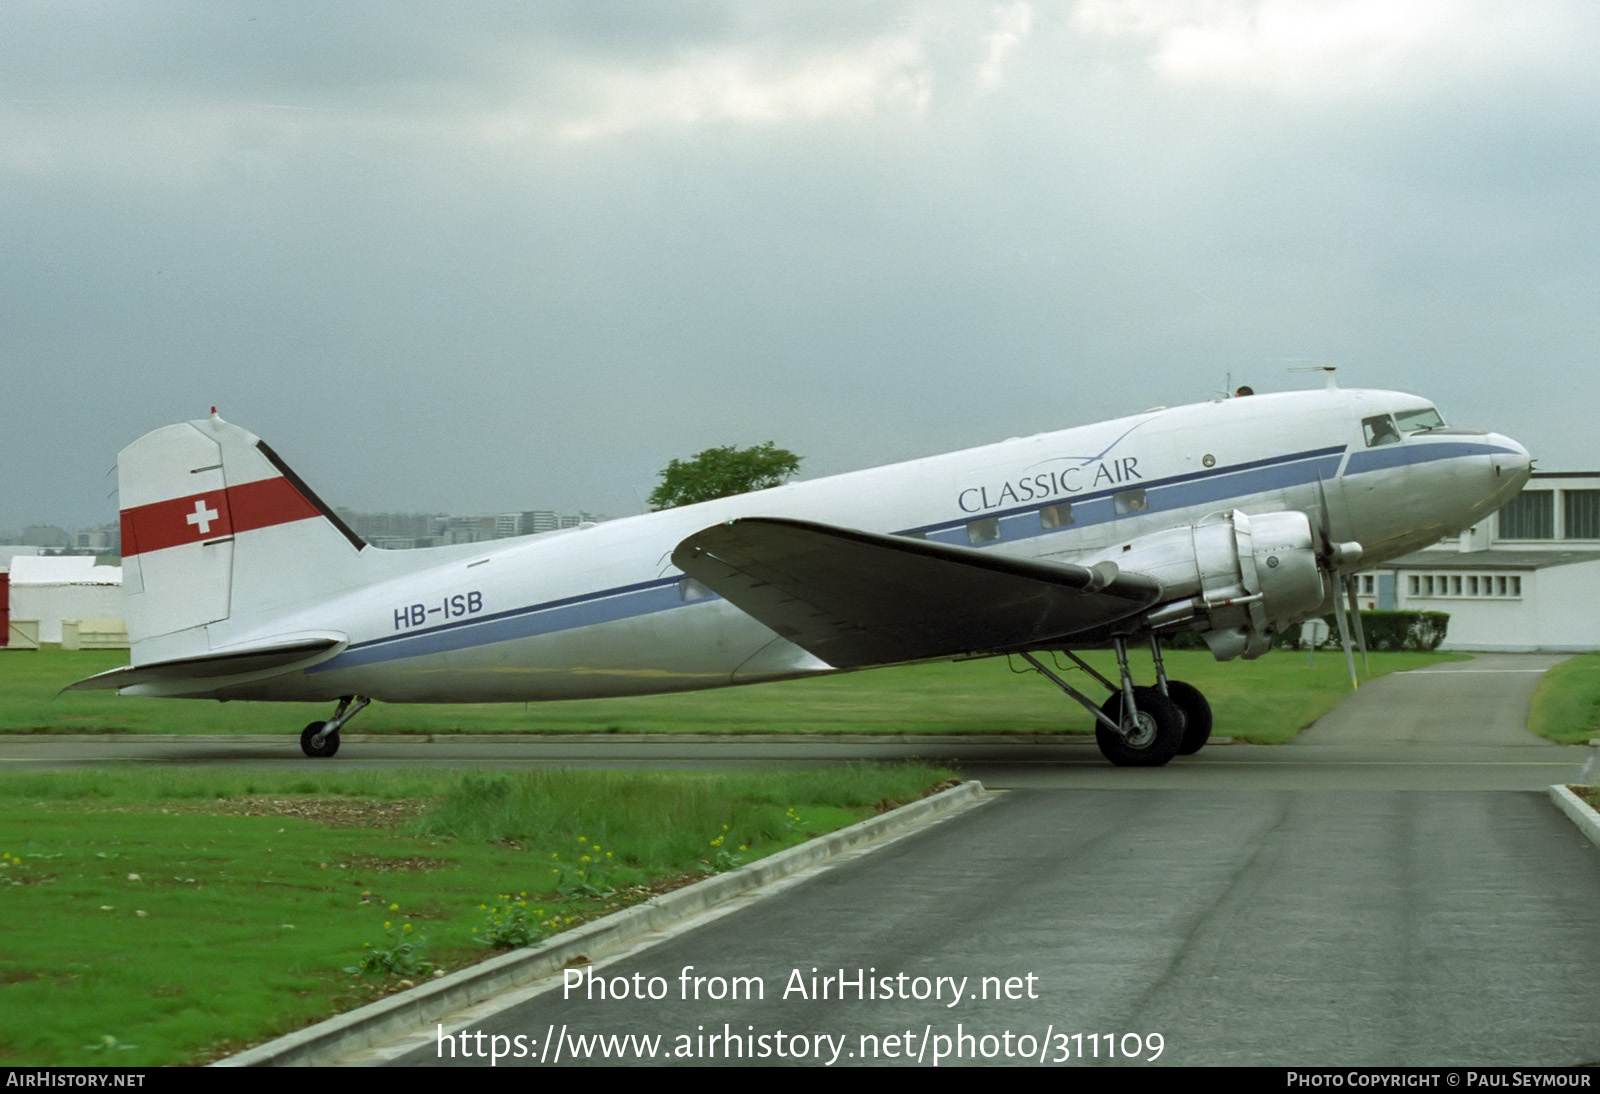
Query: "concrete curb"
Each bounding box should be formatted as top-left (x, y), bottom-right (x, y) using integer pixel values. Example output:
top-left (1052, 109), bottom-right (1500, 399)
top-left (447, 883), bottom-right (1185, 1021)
top-left (212, 779), bottom-right (989, 1067)
top-left (1548, 784), bottom-right (1600, 851)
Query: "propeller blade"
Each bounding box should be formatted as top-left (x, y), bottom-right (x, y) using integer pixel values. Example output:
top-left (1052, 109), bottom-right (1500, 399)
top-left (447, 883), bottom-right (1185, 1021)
top-left (1316, 476), bottom-right (1361, 689)
top-left (1333, 574), bottom-right (1359, 690)
top-left (1345, 572), bottom-right (1369, 673)
top-left (1314, 477), bottom-right (1338, 559)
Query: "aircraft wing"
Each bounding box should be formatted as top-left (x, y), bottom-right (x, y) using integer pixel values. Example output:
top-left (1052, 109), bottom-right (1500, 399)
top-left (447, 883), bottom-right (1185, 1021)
top-left (672, 517), bottom-right (1163, 668)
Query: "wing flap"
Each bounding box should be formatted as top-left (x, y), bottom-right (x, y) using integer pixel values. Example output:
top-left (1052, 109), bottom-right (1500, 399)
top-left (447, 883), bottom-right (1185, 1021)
top-left (672, 518), bottom-right (1162, 668)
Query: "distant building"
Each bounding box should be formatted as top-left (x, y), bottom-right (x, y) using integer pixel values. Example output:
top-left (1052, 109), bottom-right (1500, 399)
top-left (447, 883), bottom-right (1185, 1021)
top-left (19, 525), bottom-right (69, 549)
top-left (0, 546), bottom-right (44, 569)
top-left (4, 555), bottom-right (124, 647)
top-left (1360, 472), bottom-right (1600, 651)
top-left (336, 510), bottom-right (439, 544)
top-left (321, 507), bottom-right (614, 550)
top-left (73, 524), bottom-right (117, 553)
top-left (440, 515), bottom-right (499, 544)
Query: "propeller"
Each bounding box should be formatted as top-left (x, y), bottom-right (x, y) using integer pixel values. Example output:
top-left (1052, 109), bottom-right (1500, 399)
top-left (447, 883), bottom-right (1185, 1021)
top-left (1314, 478), bottom-right (1366, 690)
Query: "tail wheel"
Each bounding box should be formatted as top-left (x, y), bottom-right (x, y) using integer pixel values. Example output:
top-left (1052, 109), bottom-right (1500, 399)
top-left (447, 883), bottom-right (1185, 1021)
top-left (300, 722), bottom-right (340, 758)
top-left (1095, 687), bottom-right (1183, 767)
top-left (1166, 681), bottom-right (1213, 755)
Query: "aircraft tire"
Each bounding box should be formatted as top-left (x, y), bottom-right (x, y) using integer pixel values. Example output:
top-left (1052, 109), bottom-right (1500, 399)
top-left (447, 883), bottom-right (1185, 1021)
top-left (1095, 687), bottom-right (1183, 767)
top-left (1167, 680), bottom-right (1213, 755)
top-left (300, 722), bottom-right (341, 758)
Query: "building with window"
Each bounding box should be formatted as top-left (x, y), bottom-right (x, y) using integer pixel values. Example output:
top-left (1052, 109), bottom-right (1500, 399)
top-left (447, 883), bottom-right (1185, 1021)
top-left (1356, 472), bottom-right (1600, 651)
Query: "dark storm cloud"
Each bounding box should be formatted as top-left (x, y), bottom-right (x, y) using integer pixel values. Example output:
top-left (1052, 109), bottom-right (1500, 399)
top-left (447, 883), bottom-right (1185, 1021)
top-left (2, 1), bottom-right (1595, 534)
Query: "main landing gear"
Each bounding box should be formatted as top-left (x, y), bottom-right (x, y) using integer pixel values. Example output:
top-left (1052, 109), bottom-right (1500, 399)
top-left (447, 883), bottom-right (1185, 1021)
top-left (299, 695), bottom-right (371, 758)
top-left (1020, 637), bottom-right (1211, 767)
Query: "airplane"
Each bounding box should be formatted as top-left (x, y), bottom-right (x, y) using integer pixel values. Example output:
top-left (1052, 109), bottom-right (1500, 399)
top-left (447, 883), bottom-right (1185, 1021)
top-left (70, 375), bottom-right (1532, 766)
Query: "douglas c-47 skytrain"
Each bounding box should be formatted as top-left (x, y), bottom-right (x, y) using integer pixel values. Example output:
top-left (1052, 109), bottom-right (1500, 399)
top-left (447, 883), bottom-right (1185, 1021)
top-left (72, 377), bottom-right (1531, 766)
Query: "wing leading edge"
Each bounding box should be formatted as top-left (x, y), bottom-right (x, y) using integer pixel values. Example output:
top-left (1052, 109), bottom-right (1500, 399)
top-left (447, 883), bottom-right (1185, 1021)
top-left (672, 517), bottom-right (1163, 669)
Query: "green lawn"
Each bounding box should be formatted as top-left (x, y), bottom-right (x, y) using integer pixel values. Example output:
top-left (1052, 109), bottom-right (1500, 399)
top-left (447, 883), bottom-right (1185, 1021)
top-left (1528, 650), bottom-right (1600, 745)
top-left (0, 764), bottom-right (953, 1066)
top-left (6, 647), bottom-right (1462, 743)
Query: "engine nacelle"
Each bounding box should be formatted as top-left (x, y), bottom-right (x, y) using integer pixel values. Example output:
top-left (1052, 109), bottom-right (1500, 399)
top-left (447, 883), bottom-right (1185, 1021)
top-left (1093, 509), bottom-right (1328, 661)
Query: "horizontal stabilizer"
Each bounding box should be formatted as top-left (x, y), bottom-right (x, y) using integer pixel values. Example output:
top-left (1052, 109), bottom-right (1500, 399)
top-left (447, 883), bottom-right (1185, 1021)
top-left (66, 634), bottom-right (346, 693)
top-left (672, 517), bottom-right (1162, 668)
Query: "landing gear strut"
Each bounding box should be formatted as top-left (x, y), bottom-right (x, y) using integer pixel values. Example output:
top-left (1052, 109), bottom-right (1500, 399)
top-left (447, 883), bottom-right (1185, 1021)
top-left (1149, 636), bottom-right (1212, 755)
top-left (1020, 637), bottom-right (1210, 767)
top-left (299, 695), bottom-right (370, 758)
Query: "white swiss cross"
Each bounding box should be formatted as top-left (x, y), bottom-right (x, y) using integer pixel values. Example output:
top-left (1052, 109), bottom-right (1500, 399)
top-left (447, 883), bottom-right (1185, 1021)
top-left (186, 498), bottom-right (220, 536)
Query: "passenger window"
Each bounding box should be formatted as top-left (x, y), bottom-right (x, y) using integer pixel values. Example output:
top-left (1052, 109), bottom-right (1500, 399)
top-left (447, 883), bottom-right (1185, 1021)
top-left (1362, 414), bottom-right (1401, 447)
top-left (1040, 502), bottom-right (1073, 529)
top-left (1113, 489), bottom-right (1148, 514)
top-left (966, 518), bottom-right (1000, 544)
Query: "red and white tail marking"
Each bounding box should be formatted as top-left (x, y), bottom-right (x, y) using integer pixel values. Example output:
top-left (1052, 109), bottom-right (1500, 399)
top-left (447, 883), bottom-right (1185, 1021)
top-left (120, 477), bottom-right (320, 557)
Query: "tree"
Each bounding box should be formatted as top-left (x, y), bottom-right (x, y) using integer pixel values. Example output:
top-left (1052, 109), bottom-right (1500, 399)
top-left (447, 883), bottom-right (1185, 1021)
top-left (647, 442), bottom-right (802, 511)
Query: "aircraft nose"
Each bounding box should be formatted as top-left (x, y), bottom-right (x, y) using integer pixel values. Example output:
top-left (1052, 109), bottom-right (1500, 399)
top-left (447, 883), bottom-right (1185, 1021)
top-left (1472, 431), bottom-right (1536, 511)
top-left (1492, 434), bottom-right (1533, 487)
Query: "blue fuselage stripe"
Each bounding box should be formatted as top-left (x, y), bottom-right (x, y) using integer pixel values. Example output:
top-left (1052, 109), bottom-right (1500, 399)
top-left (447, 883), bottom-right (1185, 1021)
top-left (1344, 440), bottom-right (1512, 477)
top-left (314, 577), bottom-right (684, 672)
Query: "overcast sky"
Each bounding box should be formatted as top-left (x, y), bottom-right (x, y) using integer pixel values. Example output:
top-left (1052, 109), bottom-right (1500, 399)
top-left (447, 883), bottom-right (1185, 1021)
top-left (4, 1), bottom-right (1594, 531)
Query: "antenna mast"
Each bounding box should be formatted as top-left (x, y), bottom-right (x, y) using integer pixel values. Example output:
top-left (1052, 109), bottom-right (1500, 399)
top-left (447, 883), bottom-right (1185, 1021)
top-left (1289, 364), bottom-right (1339, 391)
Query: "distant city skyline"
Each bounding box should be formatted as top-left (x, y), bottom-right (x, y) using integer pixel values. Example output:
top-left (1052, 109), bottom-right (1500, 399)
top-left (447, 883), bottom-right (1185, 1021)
top-left (0, 502), bottom-right (614, 555)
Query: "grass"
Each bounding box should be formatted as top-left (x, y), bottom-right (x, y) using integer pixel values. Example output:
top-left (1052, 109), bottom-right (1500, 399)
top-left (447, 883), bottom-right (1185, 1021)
top-left (0, 764), bottom-right (954, 1067)
top-left (6, 647), bottom-right (1464, 743)
top-left (1529, 651), bottom-right (1600, 745)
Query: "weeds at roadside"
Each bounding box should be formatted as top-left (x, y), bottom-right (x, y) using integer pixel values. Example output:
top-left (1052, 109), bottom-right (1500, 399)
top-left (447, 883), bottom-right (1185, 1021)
top-left (472, 893), bottom-right (580, 950)
top-left (345, 905), bottom-right (433, 979)
top-left (548, 836), bottom-right (615, 898)
top-left (707, 824), bottom-right (747, 872)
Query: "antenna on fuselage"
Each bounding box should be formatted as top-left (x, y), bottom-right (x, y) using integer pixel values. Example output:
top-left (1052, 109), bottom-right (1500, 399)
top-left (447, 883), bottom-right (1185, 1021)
top-left (1289, 363), bottom-right (1339, 391)
top-left (1219, 371), bottom-right (1256, 399)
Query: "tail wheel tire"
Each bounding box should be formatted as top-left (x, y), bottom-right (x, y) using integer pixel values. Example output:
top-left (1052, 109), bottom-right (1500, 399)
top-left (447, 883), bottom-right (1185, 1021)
top-left (1095, 687), bottom-right (1183, 767)
top-left (1167, 680), bottom-right (1213, 755)
top-left (300, 722), bottom-right (340, 758)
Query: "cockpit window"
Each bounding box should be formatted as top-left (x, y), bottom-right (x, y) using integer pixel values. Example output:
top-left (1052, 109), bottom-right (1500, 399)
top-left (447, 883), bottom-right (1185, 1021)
top-left (1362, 414), bottom-right (1401, 447)
top-left (1395, 406), bottom-right (1445, 434)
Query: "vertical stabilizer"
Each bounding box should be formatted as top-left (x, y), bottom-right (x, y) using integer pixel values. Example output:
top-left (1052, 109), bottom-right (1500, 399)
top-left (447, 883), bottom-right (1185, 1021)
top-left (117, 414), bottom-right (368, 664)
